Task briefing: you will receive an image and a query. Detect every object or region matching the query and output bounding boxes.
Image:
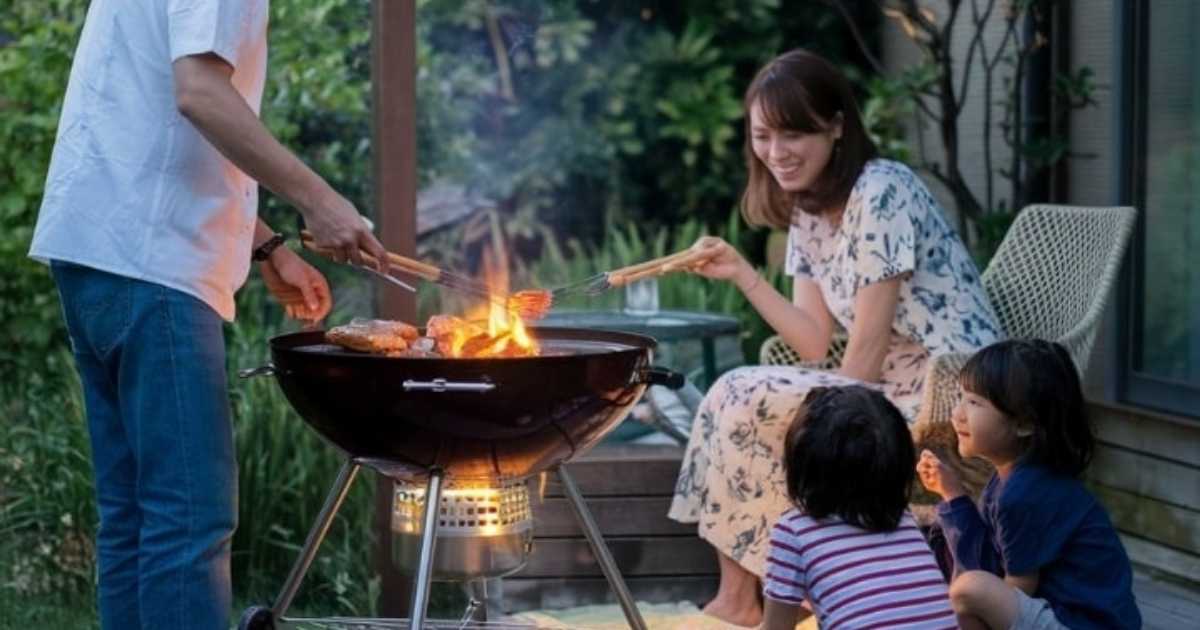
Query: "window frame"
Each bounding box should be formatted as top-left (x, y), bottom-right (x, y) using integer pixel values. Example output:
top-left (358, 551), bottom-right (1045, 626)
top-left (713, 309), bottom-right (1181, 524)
top-left (1114, 0), bottom-right (1200, 418)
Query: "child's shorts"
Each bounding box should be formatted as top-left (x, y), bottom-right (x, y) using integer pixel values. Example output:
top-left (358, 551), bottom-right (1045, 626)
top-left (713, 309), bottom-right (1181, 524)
top-left (1014, 590), bottom-right (1068, 630)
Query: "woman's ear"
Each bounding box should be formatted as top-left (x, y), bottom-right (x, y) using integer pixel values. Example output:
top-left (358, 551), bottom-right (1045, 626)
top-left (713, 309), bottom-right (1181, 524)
top-left (1014, 421), bottom-right (1035, 438)
top-left (832, 111), bottom-right (844, 140)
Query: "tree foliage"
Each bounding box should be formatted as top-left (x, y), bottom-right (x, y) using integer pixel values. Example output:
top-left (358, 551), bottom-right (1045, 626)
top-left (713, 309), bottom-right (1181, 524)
top-left (412, 0), bottom-right (881, 271)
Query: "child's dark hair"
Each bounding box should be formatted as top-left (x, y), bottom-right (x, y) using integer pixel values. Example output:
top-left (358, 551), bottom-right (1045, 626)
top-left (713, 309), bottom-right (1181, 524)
top-left (959, 338), bottom-right (1095, 475)
top-left (783, 385), bottom-right (914, 531)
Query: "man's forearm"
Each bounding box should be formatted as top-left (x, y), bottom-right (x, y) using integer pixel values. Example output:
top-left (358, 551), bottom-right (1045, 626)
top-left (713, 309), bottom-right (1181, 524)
top-left (172, 53), bottom-right (334, 220)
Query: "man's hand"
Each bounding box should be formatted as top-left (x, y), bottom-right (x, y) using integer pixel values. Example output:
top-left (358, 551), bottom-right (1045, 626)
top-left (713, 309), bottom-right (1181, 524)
top-left (301, 208), bottom-right (388, 272)
top-left (259, 248), bottom-right (332, 326)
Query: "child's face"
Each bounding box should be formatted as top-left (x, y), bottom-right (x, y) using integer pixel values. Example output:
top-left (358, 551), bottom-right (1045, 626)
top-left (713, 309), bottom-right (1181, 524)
top-left (951, 386), bottom-right (1026, 467)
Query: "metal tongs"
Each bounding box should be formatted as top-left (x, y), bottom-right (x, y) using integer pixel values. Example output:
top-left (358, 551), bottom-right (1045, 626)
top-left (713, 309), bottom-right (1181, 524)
top-left (298, 231), bottom-right (553, 319)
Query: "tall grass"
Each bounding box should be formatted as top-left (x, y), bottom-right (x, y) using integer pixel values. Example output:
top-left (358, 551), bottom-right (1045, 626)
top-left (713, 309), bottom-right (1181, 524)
top-left (228, 274), bottom-right (382, 615)
top-left (0, 345), bottom-right (95, 626)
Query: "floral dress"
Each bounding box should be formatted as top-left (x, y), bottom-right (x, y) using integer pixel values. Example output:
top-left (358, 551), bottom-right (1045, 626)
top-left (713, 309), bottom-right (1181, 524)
top-left (668, 159), bottom-right (1000, 577)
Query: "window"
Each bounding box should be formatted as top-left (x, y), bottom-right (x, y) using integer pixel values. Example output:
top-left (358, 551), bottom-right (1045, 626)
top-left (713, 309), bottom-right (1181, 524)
top-left (1119, 0), bottom-right (1200, 417)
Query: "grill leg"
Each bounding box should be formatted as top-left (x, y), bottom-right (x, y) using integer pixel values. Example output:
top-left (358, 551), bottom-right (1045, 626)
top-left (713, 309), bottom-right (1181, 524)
top-left (407, 469), bottom-right (444, 630)
top-left (557, 466), bottom-right (648, 630)
top-left (458, 579), bottom-right (489, 623)
top-left (271, 459), bottom-right (360, 616)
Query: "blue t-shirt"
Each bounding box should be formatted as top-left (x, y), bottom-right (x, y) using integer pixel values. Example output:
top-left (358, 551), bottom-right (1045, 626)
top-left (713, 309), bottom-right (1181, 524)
top-left (938, 462), bottom-right (1141, 630)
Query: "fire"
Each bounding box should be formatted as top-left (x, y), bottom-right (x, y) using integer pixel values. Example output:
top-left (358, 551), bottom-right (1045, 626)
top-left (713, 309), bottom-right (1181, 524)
top-left (449, 246), bottom-right (538, 358)
top-left (323, 246), bottom-right (540, 359)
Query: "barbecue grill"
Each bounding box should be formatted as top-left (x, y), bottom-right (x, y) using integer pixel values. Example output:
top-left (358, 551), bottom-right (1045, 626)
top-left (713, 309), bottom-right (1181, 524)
top-left (236, 326), bottom-right (679, 630)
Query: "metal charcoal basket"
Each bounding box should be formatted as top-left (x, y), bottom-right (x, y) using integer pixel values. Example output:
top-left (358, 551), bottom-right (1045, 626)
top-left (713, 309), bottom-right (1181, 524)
top-left (392, 478), bottom-right (533, 580)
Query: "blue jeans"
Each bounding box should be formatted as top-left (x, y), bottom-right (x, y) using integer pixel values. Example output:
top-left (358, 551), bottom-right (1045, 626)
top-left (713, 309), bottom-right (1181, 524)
top-left (51, 262), bottom-right (236, 630)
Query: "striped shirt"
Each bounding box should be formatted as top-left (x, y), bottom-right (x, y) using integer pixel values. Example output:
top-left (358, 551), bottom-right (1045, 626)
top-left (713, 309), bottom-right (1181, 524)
top-left (763, 509), bottom-right (958, 630)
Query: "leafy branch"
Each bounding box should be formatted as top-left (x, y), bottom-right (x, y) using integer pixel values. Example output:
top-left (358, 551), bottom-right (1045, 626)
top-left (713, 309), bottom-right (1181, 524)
top-left (824, 0), bottom-right (1097, 248)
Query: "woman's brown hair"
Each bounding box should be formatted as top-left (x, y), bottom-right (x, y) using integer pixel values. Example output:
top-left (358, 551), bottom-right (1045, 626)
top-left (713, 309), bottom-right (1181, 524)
top-left (740, 48), bottom-right (879, 230)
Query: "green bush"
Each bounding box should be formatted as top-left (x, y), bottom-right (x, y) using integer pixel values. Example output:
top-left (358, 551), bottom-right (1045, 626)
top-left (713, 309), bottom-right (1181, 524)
top-left (0, 1), bottom-right (83, 378)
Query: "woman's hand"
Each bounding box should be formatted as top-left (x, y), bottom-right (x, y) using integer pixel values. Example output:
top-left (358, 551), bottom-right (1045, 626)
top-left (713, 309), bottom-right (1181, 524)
top-left (918, 449), bottom-right (967, 502)
top-left (259, 248), bottom-right (332, 326)
top-left (686, 236), bottom-right (761, 292)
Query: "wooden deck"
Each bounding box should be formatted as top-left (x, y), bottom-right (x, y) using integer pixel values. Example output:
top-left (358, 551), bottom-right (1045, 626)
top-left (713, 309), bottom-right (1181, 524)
top-left (499, 443), bottom-right (717, 613)
top-left (497, 442), bottom-right (1200, 629)
top-left (1135, 567), bottom-right (1200, 630)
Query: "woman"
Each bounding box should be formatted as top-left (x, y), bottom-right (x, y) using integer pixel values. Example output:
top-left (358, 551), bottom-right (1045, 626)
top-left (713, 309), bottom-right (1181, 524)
top-left (668, 48), bottom-right (1001, 628)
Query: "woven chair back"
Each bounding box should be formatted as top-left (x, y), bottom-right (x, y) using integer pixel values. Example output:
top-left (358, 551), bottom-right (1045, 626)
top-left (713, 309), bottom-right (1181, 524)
top-left (981, 204), bottom-right (1137, 374)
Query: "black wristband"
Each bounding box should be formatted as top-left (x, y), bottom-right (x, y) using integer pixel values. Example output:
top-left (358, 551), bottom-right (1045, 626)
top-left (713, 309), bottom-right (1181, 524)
top-left (252, 233), bottom-right (287, 262)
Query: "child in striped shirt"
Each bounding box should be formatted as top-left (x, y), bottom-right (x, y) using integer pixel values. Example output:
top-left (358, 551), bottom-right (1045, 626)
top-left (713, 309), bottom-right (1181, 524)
top-left (762, 385), bottom-right (958, 630)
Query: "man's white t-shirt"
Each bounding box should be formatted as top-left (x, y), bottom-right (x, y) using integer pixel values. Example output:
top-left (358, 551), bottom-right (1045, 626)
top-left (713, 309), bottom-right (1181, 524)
top-left (30, 0), bottom-right (270, 321)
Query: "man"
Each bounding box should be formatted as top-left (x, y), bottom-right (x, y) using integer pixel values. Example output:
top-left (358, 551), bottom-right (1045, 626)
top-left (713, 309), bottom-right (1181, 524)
top-left (28, 1), bottom-right (389, 628)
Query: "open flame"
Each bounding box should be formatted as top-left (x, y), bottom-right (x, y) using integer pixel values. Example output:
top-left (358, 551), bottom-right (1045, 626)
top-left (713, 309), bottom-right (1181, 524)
top-left (447, 246), bottom-right (538, 358)
top-left (324, 246), bottom-right (541, 359)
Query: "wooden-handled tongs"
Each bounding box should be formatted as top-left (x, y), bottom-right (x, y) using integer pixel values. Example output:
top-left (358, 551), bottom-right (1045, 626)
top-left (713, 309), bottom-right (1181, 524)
top-left (585, 248), bottom-right (710, 295)
top-left (298, 231), bottom-right (553, 319)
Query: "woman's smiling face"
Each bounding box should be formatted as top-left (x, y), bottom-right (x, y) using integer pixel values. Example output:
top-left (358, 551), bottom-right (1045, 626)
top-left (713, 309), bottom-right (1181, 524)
top-left (748, 100), bottom-right (841, 193)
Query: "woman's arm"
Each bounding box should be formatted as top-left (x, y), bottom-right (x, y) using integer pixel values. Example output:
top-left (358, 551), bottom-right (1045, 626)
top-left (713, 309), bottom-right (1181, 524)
top-left (837, 274), bottom-right (904, 382)
top-left (751, 274), bottom-right (836, 361)
top-left (686, 236), bottom-right (836, 360)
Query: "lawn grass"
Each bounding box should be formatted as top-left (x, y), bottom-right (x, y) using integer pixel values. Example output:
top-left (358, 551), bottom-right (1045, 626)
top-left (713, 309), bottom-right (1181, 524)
top-left (0, 588), bottom-right (97, 629)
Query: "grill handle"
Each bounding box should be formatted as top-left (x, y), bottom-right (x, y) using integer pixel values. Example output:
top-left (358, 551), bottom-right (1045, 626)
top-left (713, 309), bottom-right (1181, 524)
top-left (645, 366), bottom-right (685, 390)
top-left (402, 378), bottom-right (496, 393)
top-left (238, 364), bottom-right (276, 379)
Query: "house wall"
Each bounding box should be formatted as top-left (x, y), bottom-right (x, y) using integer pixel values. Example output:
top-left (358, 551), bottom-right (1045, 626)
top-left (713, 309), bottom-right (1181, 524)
top-left (883, 1), bottom-right (1200, 585)
top-left (1069, 0), bottom-right (1200, 586)
top-left (877, 5), bottom-right (1015, 229)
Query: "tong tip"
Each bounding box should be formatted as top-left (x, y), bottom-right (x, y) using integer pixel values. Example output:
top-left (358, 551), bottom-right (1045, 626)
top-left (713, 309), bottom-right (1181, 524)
top-left (509, 289), bottom-right (554, 321)
top-left (585, 275), bottom-right (612, 297)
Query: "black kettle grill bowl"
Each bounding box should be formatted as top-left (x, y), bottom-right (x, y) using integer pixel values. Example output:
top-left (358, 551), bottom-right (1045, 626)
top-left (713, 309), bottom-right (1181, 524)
top-left (266, 327), bottom-right (658, 480)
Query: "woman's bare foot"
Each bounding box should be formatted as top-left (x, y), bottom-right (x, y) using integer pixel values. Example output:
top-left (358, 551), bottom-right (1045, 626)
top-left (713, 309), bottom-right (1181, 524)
top-left (704, 551), bottom-right (764, 627)
top-left (703, 596), bottom-right (763, 628)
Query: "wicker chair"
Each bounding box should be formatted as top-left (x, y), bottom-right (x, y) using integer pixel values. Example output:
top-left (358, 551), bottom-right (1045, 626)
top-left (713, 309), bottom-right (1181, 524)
top-left (759, 204), bottom-right (1138, 495)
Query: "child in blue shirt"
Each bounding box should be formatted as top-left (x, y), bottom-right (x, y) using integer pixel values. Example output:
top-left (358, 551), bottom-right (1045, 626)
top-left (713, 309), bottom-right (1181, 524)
top-left (917, 338), bottom-right (1141, 629)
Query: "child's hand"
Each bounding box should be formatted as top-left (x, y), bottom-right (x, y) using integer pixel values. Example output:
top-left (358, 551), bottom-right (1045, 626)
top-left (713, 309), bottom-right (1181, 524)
top-left (917, 449), bottom-right (966, 502)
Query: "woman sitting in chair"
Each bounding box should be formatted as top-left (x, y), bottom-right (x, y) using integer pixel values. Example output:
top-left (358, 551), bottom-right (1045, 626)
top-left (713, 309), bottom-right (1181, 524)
top-left (667, 47), bottom-right (1002, 628)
